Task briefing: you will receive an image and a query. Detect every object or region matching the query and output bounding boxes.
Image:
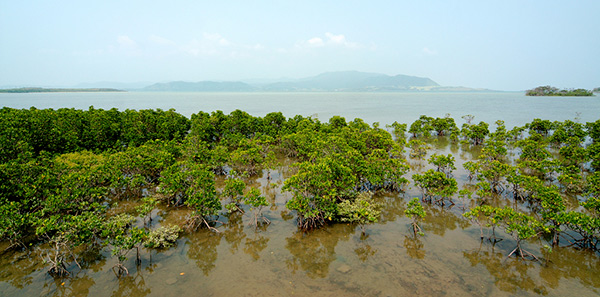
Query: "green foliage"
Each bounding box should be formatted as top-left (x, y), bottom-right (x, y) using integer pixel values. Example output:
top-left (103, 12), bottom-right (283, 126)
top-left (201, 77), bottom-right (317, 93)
top-left (409, 115), bottom-right (434, 137)
top-left (557, 165), bottom-right (584, 192)
top-left (586, 119), bottom-right (600, 142)
top-left (159, 161), bottom-right (220, 230)
top-left (506, 168), bottom-right (540, 200)
top-left (527, 119), bottom-right (554, 136)
top-left (463, 205), bottom-right (501, 240)
top-left (108, 140), bottom-right (178, 197)
top-left (464, 206), bottom-right (549, 260)
top-left (223, 177), bottom-right (246, 213)
top-left (281, 118), bottom-right (409, 230)
top-left (408, 139), bottom-right (430, 159)
top-left (405, 197), bottom-right (426, 236)
top-left (549, 120), bottom-right (586, 146)
top-left (412, 169), bottom-right (458, 204)
top-left (0, 199), bottom-right (31, 246)
top-left (480, 139), bottom-right (508, 161)
top-left (144, 225), bottom-right (181, 249)
top-left (0, 107), bottom-right (190, 163)
top-left (432, 115), bottom-right (458, 137)
top-left (463, 161), bottom-right (480, 181)
top-left (559, 211), bottom-right (599, 250)
top-left (474, 181), bottom-right (494, 203)
top-left (36, 211), bottom-right (105, 276)
top-left (526, 86), bottom-right (559, 96)
top-left (228, 138), bottom-right (275, 176)
top-left (387, 121), bottom-right (407, 145)
top-left (428, 153), bottom-right (456, 177)
top-left (103, 214), bottom-right (148, 276)
top-left (507, 125), bottom-right (526, 142)
top-left (479, 160), bottom-right (511, 192)
top-left (588, 142), bottom-right (600, 171)
top-left (136, 196), bottom-right (158, 225)
top-left (283, 156), bottom-right (355, 229)
top-left (587, 172), bottom-right (600, 200)
top-left (104, 222), bottom-right (144, 270)
top-left (361, 148), bottom-right (410, 192)
top-left (526, 86), bottom-right (594, 96)
top-left (244, 187), bottom-right (270, 226)
top-left (461, 121), bottom-right (489, 145)
top-left (338, 192), bottom-right (382, 233)
top-left (2, 108), bottom-right (599, 281)
top-left (515, 135), bottom-right (555, 177)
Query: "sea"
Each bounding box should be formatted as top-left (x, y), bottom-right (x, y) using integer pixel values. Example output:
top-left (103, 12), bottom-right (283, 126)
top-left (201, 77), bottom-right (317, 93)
top-left (1, 91), bottom-right (598, 128)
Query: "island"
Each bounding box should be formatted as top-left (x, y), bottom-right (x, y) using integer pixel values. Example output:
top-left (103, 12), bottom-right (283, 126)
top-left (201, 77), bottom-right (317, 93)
top-left (0, 87), bottom-right (125, 93)
top-left (526, 85), bottom-right (594, 96)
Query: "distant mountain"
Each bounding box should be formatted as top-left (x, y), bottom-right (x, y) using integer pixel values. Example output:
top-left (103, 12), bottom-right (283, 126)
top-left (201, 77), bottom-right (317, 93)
top-left (137, 71), bottom-right (481, 92)
top-left (262, 71), bottom-right (439, 91)
top-left (142, 81), bottom-right (256, 92)
top-left (74, 81), bottom-right (153, 90)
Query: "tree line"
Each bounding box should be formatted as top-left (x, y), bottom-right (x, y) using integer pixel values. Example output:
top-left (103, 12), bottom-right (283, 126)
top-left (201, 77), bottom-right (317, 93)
top-left (526, 85), bottom-right (594, 96)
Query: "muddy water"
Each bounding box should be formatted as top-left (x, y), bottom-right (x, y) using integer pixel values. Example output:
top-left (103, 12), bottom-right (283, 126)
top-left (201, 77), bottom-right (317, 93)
top-left (1, 140), bottom-right (599, 297)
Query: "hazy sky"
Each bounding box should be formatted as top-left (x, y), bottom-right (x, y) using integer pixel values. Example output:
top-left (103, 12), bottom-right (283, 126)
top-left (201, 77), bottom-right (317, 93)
top-left (1, 1), bottom-right (599, 90)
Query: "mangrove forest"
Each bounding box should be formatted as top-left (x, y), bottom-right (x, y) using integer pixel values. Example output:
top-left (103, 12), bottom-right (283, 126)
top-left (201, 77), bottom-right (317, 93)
top-left (1, 107), bottom-right (600, 295)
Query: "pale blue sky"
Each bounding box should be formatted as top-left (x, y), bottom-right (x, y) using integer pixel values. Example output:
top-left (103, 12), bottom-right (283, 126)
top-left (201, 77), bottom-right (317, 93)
top-left (1, 0), bottom-right (598, 90)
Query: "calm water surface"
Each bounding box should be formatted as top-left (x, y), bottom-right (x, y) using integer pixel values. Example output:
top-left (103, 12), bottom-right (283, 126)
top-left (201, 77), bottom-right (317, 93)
top-left (1, 91), bottom-right (598, 128)
top-left (1, 92), bottom-right (599, 296)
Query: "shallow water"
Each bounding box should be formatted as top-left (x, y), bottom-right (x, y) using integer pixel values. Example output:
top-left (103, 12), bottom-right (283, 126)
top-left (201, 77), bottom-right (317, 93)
top-left (1, 138), bottom-right (599, 297)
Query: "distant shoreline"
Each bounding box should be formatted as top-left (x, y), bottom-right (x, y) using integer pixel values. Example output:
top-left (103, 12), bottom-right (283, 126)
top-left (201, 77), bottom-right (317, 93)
top-left (0, 87), bottom-right (125, 93)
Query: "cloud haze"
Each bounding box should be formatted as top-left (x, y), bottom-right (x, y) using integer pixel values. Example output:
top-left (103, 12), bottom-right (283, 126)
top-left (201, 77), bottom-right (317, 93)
top-left (1, 1), bottom-right (598, 90)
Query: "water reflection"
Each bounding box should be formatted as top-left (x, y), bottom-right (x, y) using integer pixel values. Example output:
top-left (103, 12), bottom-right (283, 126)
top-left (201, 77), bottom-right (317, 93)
top-left (409, 161), bottom-right (426, 173)
top-left (109, 272), bottom-right (151, 297)
top-left (285, 225), bottom-right (353, 279)
top-left (377, 194), bottom-right (406, 223)
top-left (421, 204), bottom-right (469, 236)
top-left (77, 243), bottom-right (107, 273)
top-left (0, 248), bottom-right (39, 289)
top-left (280, 210), bottom-right (295, 221)
top-left (185, 231), bottom-right (223, 276)
top-left (403, 235), bottom-right (425, 259)
top-left (222, 212), bottom-right (246, 254)
top-left (69, 275), bottom-right (95, 297)
top-left (243, 232), bottom-right (269, 260)
top-left (540, 246), bottom-right (600, 290)
top-left (42, 277), bottom-right (76, 297)
top-left (354, 234), bottom-right (377, 262)
top-left (463, 243), bottom-right (548, 295)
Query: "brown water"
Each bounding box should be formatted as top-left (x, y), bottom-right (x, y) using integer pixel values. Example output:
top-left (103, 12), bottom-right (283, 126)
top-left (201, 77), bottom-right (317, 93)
top-left (1, 139), bottom-right (599, 297)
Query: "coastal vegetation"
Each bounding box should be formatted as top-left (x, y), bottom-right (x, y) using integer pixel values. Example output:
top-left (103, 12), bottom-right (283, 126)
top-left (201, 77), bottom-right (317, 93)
top-left (525, 85), bottom-right (594, 96)
top-left (0, 106), bottom-right (599, 293)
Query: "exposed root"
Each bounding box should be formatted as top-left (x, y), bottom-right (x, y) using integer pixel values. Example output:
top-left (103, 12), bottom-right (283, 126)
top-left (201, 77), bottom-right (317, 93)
top-left (505, 244), bottom-right (541, 263)
top-left (411, 221), bottom-right (423, 236)
top-left (112, 263), bottom-right (129, 278)
top-left (185, 216), bottom-right (221, 233)
top-left (249, 214), bottom-right (271, 227)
